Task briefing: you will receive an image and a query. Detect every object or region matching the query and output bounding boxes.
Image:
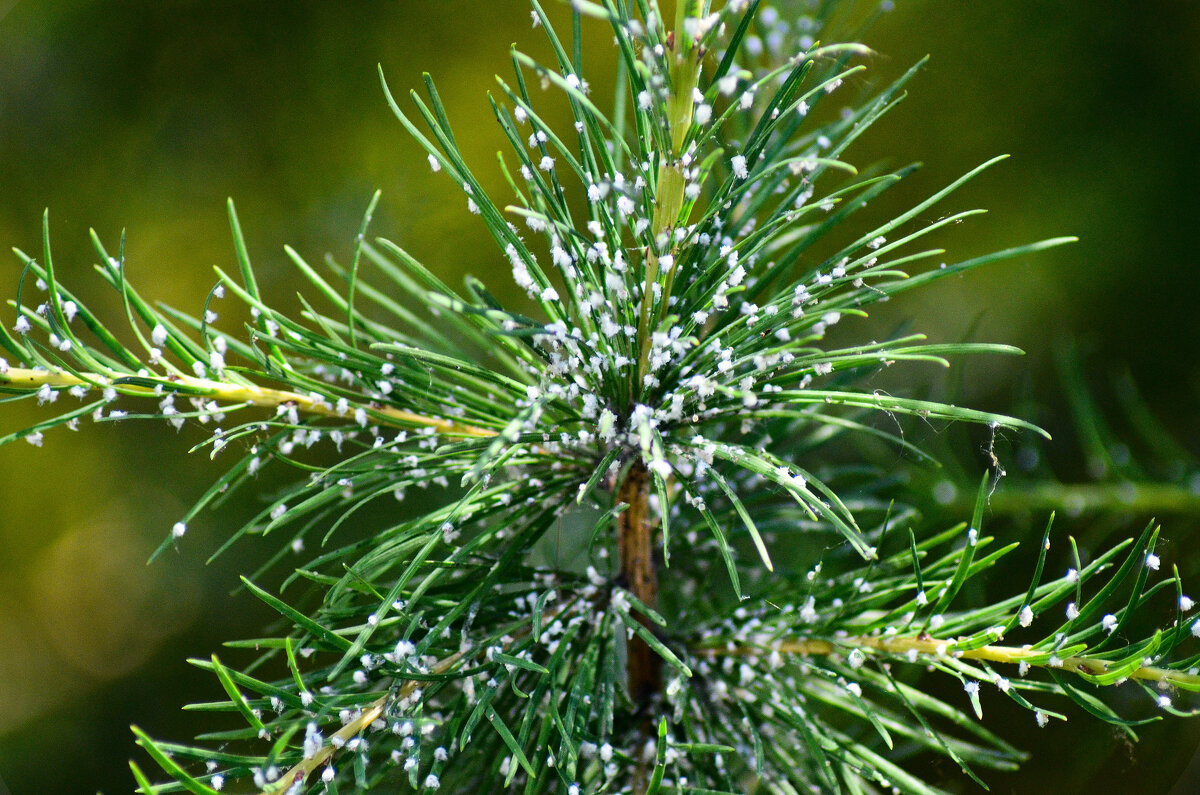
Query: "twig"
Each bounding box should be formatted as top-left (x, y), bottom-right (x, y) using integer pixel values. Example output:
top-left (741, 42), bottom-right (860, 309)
top-left (698, 634), bottom-right (1200, 689)
top-left (263, 651), bottom-right (465, 794)
top-left (1, 366), bottom-right (495, 438)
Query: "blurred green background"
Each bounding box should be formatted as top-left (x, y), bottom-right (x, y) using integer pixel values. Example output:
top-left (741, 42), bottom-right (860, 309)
top-left (0, 1), bottom-right (1197, 792)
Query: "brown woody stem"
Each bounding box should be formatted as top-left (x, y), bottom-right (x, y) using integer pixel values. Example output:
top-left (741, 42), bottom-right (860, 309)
top-left (618, 459), bottom-right (661, 702)
top-left (616, 459), bottom-right (660, 792)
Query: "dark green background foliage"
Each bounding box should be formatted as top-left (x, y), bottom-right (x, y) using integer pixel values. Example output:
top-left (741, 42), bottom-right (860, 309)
top-left (0, 1), bottom-right (1197, 792)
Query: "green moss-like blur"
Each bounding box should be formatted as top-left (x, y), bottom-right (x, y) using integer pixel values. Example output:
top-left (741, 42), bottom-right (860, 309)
top-left (0, 1), bottom-right (1197, 792)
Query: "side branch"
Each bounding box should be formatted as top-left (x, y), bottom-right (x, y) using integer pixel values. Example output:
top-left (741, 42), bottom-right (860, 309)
top-left (0, 366), bottom-right (495, 438)
top-left (699, 634), bottom-right (1200, 689)
top-left (262, 650), bottom-right (465, 794)
top-left (950, 481), bottom-right (1200, 518)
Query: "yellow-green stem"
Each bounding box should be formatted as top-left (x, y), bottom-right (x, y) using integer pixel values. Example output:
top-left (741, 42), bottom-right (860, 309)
top-left (634, 2), bottom-right (704, 396)
top-left (261, 651), bottom-right (465, 794)
top-left (698, 633), bottom-right (1200, 690)
top-left (259, 597), bottom-right (582, 793)
top-left (1, 366), bottom-right (495, 439)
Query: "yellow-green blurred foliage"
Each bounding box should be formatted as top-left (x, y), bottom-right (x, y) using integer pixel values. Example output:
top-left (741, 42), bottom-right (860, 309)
top-left (0, 1), bottom-right (1197, 792)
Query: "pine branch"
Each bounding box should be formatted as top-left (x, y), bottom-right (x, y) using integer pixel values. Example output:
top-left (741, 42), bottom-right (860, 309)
top-left (263, 651), bottom-right (466, 794)
top-left (950, 481), bottom-right (1200, 517)
top-left (701, 635), bottom-right (1200, 692)
top-left (2, 1), bottom-right (1197, 793)
top-left (0, 366), bottom-right (495, 438)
